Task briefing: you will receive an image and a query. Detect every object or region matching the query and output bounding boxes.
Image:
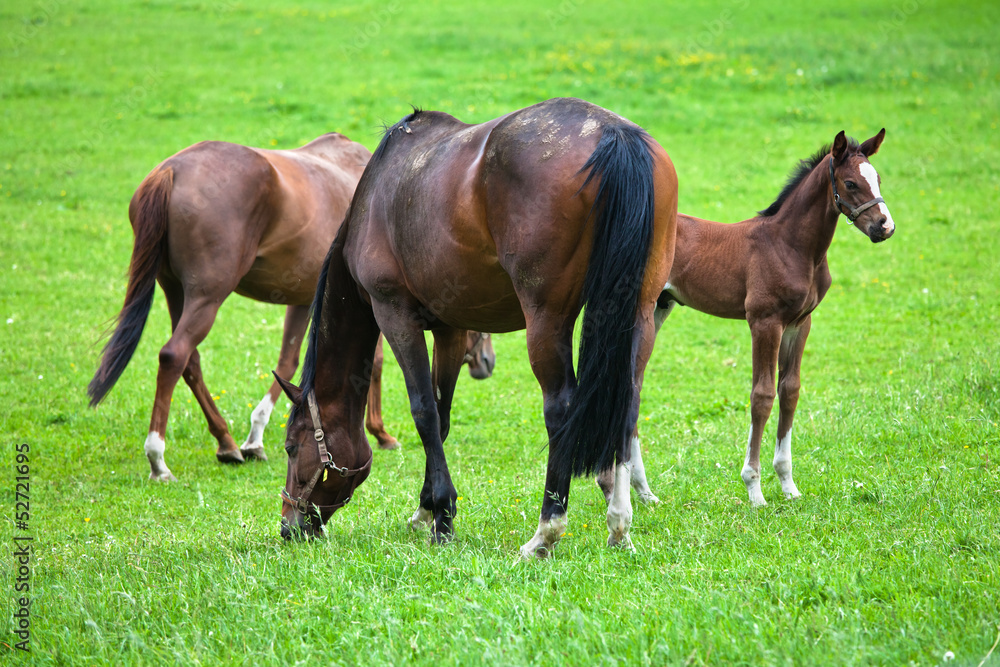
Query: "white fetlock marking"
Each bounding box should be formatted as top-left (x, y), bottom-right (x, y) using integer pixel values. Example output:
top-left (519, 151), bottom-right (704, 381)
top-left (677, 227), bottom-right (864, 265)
top-left (144, 432), bottom-right (174, 481)
top-left (628, 436), bottom-right (660, 505)
top-left (742, 427), bottom-right (766, 506)
top-left (607, 462), bottom-right (635, 549)
top-left (241, 393), bottom-right (274, 452)
top-left (519, 514), bottom-right (567, 559)
top-left (774, 429), bottom-right (801, 499)
top-left (408, 507), bottom-right (433, 531)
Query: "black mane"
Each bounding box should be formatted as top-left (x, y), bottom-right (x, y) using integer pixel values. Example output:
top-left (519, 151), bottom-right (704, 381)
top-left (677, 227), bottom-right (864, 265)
top-left (370, 107), bottom-right (423, 163)
top-left (758, 138), bottom-right (859, 217)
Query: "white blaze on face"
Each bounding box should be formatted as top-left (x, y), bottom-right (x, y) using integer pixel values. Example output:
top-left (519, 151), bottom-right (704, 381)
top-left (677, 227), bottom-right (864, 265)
top-left (858, 162), bottom-right (894, 233)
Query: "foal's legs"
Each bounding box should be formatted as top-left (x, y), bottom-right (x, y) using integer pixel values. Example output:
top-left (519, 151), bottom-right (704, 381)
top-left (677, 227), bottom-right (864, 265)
top-left (520, 313), bottom-right (577, 559)
top-left (742, 319), bottom-right (783, 506)
top-left (774, 316), bottom-right (810, 500)
top-left (365, 336), bottom-right (401, 450)
top-left (241, 304), bottom-right (310, 461)
top-left (407, 328), bottom-right (468, 532)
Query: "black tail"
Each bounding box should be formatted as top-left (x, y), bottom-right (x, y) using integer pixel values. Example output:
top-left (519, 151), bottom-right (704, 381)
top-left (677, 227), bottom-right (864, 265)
top-left (88, 167), bottom-right (173, 406)
top-left (554, 124), bottom-right (657, 477)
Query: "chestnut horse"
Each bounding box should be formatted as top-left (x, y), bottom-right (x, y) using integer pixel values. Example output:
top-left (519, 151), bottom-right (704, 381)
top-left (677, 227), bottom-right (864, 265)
top-left (601, 129), bottom-right (894, 507)
top-left (276, 98), bottom-right (677, 558)
top-left (88, 134), bottom-right (495, 481)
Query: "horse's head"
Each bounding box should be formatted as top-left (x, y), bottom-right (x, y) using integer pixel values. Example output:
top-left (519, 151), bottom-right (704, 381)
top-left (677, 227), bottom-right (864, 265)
top-left (830, 128), bottom-right (895, 243)
top-left (274, 375), bottom-right (372, 540)
top-left (464, 331), bottom-right (496, 379)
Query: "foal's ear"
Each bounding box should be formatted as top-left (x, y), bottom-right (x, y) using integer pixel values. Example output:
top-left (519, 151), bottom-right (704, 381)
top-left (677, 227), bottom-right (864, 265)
top-left (860, 128), bottom-right (886, 157)
top-left (272, 371), bottom-right (303, 405)
top-left (831, 130), bottom-right (849, 162)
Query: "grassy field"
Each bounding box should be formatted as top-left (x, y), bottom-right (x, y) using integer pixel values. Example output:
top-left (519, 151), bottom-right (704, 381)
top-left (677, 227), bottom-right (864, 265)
top-left (2, 0), bottom-right (999, 664)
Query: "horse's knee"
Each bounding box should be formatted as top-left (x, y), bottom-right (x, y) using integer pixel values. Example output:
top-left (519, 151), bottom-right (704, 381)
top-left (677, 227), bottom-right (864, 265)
top-left (750, 382), bottom-right (776, 420)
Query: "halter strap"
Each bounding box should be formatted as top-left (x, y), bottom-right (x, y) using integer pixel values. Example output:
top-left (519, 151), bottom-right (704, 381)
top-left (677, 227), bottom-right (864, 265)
top-left (281, 390), bottom-right (373, 516)
top-left (829, 156), bottom-right (884, 223)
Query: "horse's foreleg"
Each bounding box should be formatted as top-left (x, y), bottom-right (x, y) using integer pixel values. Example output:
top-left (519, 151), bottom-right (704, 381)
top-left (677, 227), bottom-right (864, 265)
top-left (521, 315), bottom-right (576, 559)
top-left (774, 316), bottom-right (811, 500)
top-left (364, 336), bottom-right (400, 450)
top-left (430, 328), bottom-right (469, 442)
top-left (379, 315), bottom-right (457, 542)
top-left (242, 304), bottom-right (310, 460)
top-left (743, 320), bottom-right (783, 506)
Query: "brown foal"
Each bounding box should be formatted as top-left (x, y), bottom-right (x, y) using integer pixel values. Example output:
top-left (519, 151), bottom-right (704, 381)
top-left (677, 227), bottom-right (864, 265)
top-left (602, 129), bottom-right (894, 507)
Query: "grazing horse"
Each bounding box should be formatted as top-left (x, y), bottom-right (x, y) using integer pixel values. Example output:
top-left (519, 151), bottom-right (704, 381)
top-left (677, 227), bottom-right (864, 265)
top-left (276, 97), bottom-right (678, 558)
top-left (88, 134), bottom-right (496, 481)
top-left (601, 129), bottom-right (894, 507)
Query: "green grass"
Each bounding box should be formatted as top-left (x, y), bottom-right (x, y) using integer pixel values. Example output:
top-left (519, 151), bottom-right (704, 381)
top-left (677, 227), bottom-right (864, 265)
top-left (2, 0), bottom-right (1000, 664)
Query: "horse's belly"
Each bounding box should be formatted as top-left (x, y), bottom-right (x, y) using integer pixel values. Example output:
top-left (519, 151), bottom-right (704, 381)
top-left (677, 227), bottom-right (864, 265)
top-left (408, 269), bottom-right (526, 333)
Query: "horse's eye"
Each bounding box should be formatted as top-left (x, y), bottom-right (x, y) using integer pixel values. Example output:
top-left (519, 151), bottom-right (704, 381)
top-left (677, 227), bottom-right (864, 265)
top-left (845, 180), bottom-right (857, 190)
top-left (284, 442), bottom-right (298, 456)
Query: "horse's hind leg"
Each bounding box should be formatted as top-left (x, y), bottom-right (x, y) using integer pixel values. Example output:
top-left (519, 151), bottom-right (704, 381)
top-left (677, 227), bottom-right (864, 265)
top-left (241, 304), bottom-right (310, 460)
top-left (171, 295), bottom-right (243, 464)
top-left (365, 336), bottom-right (400, 450)
top-left (774, 316), bottom-right (810, 500)
top-left (182, 345), bottom-right (243, 463)
top-left (597, 427), bottom-right (660, 505)
top-left (520, 314), bottom-right (576, 559)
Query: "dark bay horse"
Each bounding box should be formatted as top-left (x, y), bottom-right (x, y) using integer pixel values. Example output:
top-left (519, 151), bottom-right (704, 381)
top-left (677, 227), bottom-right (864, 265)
top-left (88, 134), bottom-right (495, 481)
top-left (602, 129), bottom-right (894, 507)
top-left (276, 98), bottom-right (678, 557)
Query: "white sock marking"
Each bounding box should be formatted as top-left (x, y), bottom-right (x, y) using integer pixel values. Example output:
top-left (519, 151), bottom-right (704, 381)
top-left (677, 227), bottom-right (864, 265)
top-left (741, 426), bottom-right (766, 506)
top-left (520, 513), bottom-right (567, 559)
top-left (774, 429), bottom-right (801, 499)
top-left (628, 436), bottom-right (660, 504)
top-left (144, 432), bottom-right (174, 480)
top-left (242, 393), bottom-right (274, 451)
top-left (607, 461), bottom-right (635, 550)
top-left (859, 162), bottom-right (894, 233)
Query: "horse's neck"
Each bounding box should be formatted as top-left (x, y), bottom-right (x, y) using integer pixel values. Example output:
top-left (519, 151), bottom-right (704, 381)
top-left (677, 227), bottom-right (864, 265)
top-left (772, 164), bottom-right (840, 265)
top-left (310, 245), bottom-right (381, 433)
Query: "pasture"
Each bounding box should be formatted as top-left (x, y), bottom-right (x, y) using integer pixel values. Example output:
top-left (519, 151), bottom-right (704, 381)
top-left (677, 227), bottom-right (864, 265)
top-left (2, 0), bottom-right (999, 664)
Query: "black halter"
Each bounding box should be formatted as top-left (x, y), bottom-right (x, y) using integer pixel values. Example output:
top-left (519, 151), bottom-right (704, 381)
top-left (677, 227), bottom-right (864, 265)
top-left (829, 156), bottom-right (884, 224)
top-left (280, 390), bottom-right (372, 517)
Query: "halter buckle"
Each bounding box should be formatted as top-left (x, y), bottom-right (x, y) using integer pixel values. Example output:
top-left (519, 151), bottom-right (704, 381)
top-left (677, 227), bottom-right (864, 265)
top-left (314, 428), bottom-right (324, 442)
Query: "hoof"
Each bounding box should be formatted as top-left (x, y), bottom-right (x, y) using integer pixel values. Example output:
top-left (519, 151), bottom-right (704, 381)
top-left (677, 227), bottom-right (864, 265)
top-left (608, 533), bottom-right (635, 551)
top-left (430, 530), bottom-right (454, 545)
top-left (240, 446), bottom-right (268, 462)
top-left (408, 507), bottom-right (433, 531)
top-left (518, 543), bottom-right (552, 560)
top-left (216, 448), bottom-right (245, 464)
top-left (636, 492), bottom-right (661, 506)
top-left (149, 470), bottom-right (177, 482)
top-left (378, 438), bottom-right (400, 451)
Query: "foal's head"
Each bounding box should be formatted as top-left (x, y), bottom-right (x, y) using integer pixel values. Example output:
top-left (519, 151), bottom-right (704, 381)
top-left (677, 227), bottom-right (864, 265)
top-left (829, 129), bottom-right (895, 242)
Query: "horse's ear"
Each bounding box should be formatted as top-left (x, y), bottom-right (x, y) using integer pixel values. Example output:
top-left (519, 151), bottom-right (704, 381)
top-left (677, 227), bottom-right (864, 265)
top-left (860, 128), bottom-right (885, 157)
top-left (272, 371), bottom-right (303, 405)
top-left (831, 131), bottom-right (849, 163)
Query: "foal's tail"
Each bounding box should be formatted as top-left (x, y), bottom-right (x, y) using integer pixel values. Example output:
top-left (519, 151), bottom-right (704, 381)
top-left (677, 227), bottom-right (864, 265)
top-left (554, 124), bottom-right (657, 477)
top-left (88, 167), bottom-right (173, 406)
